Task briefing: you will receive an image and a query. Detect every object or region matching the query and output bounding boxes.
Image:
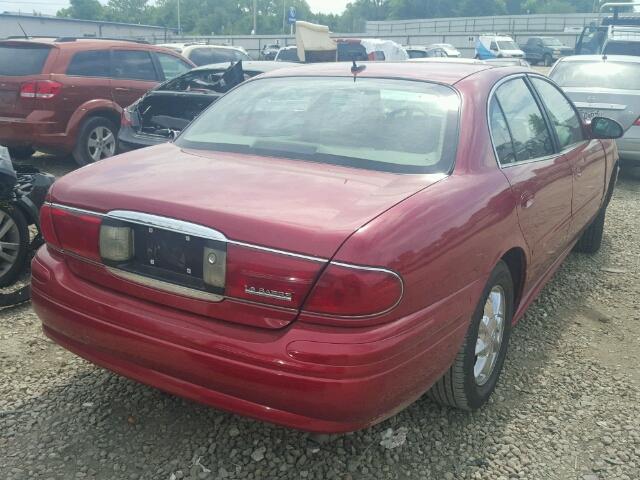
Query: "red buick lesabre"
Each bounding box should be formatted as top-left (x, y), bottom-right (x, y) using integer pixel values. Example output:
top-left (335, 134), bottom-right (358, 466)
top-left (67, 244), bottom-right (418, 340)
top-left (31, 62), bottom-right (622, 433)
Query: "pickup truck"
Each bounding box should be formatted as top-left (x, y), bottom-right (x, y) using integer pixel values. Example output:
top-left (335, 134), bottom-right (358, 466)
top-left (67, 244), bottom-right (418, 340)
top-left (521, 36), bottom-right (573, 66)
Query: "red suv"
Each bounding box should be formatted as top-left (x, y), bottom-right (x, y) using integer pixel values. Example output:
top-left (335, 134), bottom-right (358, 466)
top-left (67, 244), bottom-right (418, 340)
top-left (0, 38), bottom-right (194, 165)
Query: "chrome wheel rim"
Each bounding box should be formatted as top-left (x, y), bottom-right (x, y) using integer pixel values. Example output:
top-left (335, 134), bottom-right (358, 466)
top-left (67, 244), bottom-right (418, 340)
top-left (0, 210), bottom-right (21, 277)
top-left (87, 126), bottom-right (116, 161)
top-left (474, 285), bottom-right (506, 386)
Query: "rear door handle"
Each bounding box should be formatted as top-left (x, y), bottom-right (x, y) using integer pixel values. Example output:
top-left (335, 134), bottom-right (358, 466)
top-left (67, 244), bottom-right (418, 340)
top-left (115, 87), bottom-right (130, 92)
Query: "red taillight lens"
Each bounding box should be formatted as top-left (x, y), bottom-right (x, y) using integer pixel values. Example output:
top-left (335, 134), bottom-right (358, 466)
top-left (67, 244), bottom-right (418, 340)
top-left (39, 204), bottom-right (60, 249)
top-left (20, 80), bottom-right (62, 99)
top-left (225, 244), bottom-right (322, 309)
top-left (634, 116), bottom-right (640, 126)
top-left (302, 263), bottom-right (403, 317)
top-left (42, 205), bottom-right (101, 261)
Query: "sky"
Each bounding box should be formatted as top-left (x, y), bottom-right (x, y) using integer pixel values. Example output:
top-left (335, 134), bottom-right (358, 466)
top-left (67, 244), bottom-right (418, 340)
top-left (0, 0), bottom-right (350, 16)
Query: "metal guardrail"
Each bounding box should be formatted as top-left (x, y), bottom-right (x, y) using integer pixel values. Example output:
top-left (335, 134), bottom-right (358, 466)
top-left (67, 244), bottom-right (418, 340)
top-left (365, 12), bottom-right (640, 35)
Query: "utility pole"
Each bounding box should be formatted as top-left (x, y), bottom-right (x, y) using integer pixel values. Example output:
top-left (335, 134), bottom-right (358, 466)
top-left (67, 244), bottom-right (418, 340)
top-left (177, 0), bottom-right (181, 36)
top-left (253, 0), bottom-right (257, 35)
top-left (283, 0), bottom-right (286, 34)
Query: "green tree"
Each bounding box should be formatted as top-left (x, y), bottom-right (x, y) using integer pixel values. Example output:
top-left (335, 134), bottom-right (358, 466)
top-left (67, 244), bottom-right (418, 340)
top-left (56, 0), bottom-right (103, 20)
top-left (105, 0), bottom-right (149, 24)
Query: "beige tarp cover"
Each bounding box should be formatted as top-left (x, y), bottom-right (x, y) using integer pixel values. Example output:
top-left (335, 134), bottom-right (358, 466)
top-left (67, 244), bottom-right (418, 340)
top-left (295, 21), bottom-right (337, 62)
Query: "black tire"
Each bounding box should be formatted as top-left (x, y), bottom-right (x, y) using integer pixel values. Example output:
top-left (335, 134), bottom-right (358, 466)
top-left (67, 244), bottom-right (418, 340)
top-left (429, 261), bottom-right (514, 410)
top-left (574, 207), bottom-right (606, 254)
top-left (0, 205), bottom-right (29, 288)
top-left (8, 146), bottom-right (35, 160)
top-left (543, 54), bottom-right (553, 67)
top-left (72, 116), bottom-right (118, 166)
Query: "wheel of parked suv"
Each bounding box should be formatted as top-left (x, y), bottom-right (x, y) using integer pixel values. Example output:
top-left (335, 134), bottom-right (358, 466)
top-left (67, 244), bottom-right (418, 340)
top-left (429, 260), bottom-right (513, 410)
top-left (543, 54), bottom-right (553, 67)
top-left (0, 205), bottom-right (29, 288)
top-left (8, 147), bottom-right (35, 160)
top-left (73, 116), bottom-right (118, 166)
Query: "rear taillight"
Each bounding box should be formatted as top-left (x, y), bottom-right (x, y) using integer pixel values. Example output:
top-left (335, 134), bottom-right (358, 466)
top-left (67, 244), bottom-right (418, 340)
top-left (302, 263), bottom-right (403, 317)
top-left (20, 80), bottom-right (62, 99)
top-left (225, 244), bottom-right (322, 309)
top-left (634, 116), bottom-right (640, 126)
top-left (121, 108), bottom-right (133, 128)
top-left (41, 204), bottom-right (101, 261)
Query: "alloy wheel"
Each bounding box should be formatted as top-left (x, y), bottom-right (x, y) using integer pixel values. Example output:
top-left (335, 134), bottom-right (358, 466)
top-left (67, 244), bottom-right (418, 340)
top-left (87, 126), bottom-right (116, 161)
top-left (0, 210), bottom-right (21, 277)
top-left (474, 285), bottom-right (506, 386)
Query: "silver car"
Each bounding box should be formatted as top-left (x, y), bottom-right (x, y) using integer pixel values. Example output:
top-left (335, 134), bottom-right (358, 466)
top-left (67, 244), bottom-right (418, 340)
top-left (549, 55), bottom-right (640, 167)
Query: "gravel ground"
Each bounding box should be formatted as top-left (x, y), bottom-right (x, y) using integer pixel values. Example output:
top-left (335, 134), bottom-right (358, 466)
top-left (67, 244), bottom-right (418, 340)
top-left (1, 156), bottom-right (639, 480)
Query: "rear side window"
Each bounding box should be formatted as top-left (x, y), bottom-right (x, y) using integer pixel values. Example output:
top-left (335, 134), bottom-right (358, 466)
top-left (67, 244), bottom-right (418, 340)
top-left (156, 53), bottom-right (191, 80)
top-left (0, 45), bottom-right (50, 76)
top-left (408, 50), bottom-right (428, 58)
top-left (112, 50), bottom-right (157, 81)
top-left (530, 77), bottom-right (584, 149)
top-left (494, 78), bottom-right (554, 162)
top-left (66, 50), bottom-right (110, 77)
top-left (489, 97), bottom-right (516, 165)
top-left (276, 48), bottom-right (300, 62)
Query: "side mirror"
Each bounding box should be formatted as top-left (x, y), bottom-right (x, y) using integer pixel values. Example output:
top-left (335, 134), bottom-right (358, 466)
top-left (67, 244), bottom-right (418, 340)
top-left (588, 117), bottom-right (624, 139)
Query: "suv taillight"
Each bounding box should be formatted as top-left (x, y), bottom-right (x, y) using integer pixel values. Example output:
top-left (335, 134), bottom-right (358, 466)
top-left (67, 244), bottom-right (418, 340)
top-left (20, 80), bottom-right (63, 99)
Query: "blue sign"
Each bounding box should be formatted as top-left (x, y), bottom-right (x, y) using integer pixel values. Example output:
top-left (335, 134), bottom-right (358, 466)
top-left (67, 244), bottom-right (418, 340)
top-left (288, 6), bottom-right (296, 25)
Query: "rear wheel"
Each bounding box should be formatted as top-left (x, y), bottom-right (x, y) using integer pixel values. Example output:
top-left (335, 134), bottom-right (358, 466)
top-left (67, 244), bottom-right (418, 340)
top-left (429, 261), bottom-right (514, 410)
top-left (73, 116), bottom-right (118, 166)
top-left (0, 205), bottom-right (29, 287)
top-left (574, 207), bottom-right (606, 254)
top-left (8, 147), bottom-right (35, 160)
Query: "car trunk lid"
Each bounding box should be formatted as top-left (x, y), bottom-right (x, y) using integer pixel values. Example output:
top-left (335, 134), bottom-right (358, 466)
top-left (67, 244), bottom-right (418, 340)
top-left (565, 87), bottom-right (640, 131)
top-left (49, 143), bottom-right (444, 328)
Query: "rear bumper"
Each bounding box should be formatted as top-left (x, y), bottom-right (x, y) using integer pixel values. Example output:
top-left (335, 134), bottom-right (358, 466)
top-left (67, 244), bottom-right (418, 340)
top-left (0, 114), bottom-right (71, 152)
top-left (617, 128), bottom-right (640, 166)
top-left (31, 246), bottom-right (471, 433)
top-left (117, 126), bottom-right (169, 153)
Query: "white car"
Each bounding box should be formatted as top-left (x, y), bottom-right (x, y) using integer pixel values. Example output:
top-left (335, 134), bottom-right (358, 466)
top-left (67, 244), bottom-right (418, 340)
top-left (475, 35), bottom-right (525, 60)
top-left (156, 43), bottom-right (251, 66)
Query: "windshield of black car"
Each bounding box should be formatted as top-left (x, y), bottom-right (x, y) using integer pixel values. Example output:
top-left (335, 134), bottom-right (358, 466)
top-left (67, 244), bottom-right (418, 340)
top-left (176, 77), bottom-right (460, 174)
top-left (550, 61), bottom-right (640, 89)
top-left (497, 41), bottom-right (519, 50)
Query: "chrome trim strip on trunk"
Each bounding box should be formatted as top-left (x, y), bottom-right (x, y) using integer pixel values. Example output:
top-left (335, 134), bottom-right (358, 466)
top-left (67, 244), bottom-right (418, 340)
top-left (47, 203), bottom-right (329, 261)
top-left (106, 267), bottom-right (224, 302)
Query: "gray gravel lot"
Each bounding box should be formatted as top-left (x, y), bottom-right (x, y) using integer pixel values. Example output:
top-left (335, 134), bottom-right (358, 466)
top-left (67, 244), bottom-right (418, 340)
top-left (1, 156), bottom-right (639, 480)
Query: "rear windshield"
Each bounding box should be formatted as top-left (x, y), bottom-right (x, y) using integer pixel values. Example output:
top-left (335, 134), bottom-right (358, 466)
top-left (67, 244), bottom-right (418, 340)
top-left (0, 45), bottom-right (50, 76)
top-left (603, 41), bottom-right (640, 56)
top-left (188, 48), bottom-right (250, 66)
top-left (177, 77), bottom-right (460, 174)
top-left (276, 48), bottom-right (300, 62)
top-left (550, 60), bottom-right (640, 90)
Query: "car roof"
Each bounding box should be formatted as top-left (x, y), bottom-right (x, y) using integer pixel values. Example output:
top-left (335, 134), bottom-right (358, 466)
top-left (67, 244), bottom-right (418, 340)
top-left (558, 54), bottom-right (640, 63)
top-left (192, 60), bottom-right (304, 73)
top-left (0, 38), bottom-right (162, 51)
top-left (260, 61), bottom-right (497, 85)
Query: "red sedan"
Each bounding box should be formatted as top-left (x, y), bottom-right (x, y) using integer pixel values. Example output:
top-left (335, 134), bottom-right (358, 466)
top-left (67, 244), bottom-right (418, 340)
top-left (31, 62), bottom-right (622, 433)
